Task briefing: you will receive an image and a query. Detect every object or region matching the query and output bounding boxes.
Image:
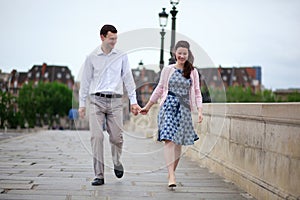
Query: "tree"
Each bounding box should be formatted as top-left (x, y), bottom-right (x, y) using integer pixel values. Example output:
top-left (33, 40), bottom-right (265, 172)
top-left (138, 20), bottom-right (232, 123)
top-left (0, 90), bottom-right (20, 129)
top-left (18, 82), bottom-right (73, 128)
top-left (18, 82), bottom-right (36, 128)
top-left (207, 86), bottom-right (277, 103)
top-left (287, 92), bottom-right (300, 102)
top-left (41, 82), bottom-right (72, 127)
top-left (261, 89), bottom-right (276, 102)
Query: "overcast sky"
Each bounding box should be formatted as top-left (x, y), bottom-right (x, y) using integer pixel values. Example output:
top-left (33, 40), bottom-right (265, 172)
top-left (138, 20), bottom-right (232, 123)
top-left (0, 0), bottom-right (299, 90)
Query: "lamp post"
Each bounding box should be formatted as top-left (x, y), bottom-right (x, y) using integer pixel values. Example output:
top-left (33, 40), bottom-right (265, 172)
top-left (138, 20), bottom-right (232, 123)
top-left (169, 0), bottom-right (180, 65)
top-left (159, 8), bottom-right (168, 70)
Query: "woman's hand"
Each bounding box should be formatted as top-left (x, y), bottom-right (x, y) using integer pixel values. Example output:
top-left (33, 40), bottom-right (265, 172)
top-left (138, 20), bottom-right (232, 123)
top-left (140, 107), bottom-right (149, 115)
top-left (198, 108), bottom-right (203, 123)
top-left (139, 101), bottom-right (154, 115)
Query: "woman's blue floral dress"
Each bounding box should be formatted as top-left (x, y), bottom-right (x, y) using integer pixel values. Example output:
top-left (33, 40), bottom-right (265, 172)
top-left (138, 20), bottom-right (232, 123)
top-left (157, 68), bottom-right (199, 145)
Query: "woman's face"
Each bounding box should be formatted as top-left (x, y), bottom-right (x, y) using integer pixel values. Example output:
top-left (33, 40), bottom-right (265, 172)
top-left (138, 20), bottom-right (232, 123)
top-left (175, 47), bottom-right (188, 65)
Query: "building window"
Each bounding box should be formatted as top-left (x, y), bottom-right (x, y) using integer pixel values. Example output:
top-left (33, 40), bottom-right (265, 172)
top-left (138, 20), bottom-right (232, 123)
top-left (36, 72), bottom-right (40, 78)
top-left (28, 72), bottom-right (32, 78)
top-left (252, 80), bottom-right (259, 86)
top-left (14, 80), bottom-right (17, 88)
top-left (222, 76), bottom-right (227, 81)
top-left (134, 71), bottom-right (140, 77)
top-left (213, 75), bottom-right (217, 81)
top-left (44, 72), bottom-right (49, 78)
top-left (232, 76), bottom-right (237, 81)
top-left (243, 76), bottom-right (248, 81)
top-left (57, 73), bottom-right (62, 79)
top-left (66, 74), bottom-right (70, 79)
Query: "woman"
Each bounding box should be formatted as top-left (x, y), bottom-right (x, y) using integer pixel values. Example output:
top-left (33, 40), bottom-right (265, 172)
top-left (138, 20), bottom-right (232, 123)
top-left (140, 40), bottom-right (203, 188)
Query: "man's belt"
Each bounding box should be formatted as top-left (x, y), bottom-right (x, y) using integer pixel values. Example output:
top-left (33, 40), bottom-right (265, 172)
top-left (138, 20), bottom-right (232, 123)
top-left (94, 93), bottom-right (122, 98)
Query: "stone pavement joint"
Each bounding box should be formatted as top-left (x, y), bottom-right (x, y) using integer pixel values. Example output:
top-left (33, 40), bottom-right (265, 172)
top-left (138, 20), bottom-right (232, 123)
top-left (0, 130), bottom-right (255, 200)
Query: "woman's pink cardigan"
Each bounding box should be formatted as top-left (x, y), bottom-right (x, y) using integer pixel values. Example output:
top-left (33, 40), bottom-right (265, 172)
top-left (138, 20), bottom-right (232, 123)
top-left (149, 64), bottom-right (203, 111)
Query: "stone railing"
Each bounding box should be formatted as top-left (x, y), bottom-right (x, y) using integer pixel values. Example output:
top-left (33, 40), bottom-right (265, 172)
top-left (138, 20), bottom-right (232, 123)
top-left (188, 103), bottom-right (300, 200)
top-left (129, 103), bottom-right (300, 200)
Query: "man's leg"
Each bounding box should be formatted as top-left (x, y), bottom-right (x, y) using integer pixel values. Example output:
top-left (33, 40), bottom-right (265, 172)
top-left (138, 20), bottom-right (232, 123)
top-left (106, 98), bottom-right (124, 176)
top-left (89, 98), bottom-right (106, 180)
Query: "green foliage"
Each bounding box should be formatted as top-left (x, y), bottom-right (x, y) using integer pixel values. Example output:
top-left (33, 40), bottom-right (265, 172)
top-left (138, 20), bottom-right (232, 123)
top-left (207, 87), bottom-right (226, 102)
top-left (287, 92), bottom-right (300, 102)
top-left (261, 89), bottom-right (276, 102)
top-left (0, 82), bottom-right (73, 129)
top-left (72, 95), bottom-right (79, 109)
top-left (18, 81), bottom-right (72, 128)
top-left (18, 82), bottom-right (36, 128)
top-left (0, 90), bottom-right (17, 128)
top-left (207, 86), bottom-right (276, 103)
top-left (226, 86), bottom-right (276, 102)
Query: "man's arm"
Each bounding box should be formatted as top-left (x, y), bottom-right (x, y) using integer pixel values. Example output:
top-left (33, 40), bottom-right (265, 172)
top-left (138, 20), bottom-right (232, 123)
top-left (78, 56), bottom-right (93, 118)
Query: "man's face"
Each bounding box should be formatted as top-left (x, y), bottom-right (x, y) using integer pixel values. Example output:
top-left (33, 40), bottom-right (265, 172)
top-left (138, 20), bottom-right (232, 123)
top-left (101, 31), bottom-right (117, 49)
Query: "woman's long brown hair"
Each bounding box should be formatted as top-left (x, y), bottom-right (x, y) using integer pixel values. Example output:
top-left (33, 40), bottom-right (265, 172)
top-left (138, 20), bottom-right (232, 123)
top-left (174, 40), bottom-right (194, 79)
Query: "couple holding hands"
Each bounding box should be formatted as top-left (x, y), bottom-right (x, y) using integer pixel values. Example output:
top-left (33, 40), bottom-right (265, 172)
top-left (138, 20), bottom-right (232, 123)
top-left (78, 24), bottom-right (203, 188)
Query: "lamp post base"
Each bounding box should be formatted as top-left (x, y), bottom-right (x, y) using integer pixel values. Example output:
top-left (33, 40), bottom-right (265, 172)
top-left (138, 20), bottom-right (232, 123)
top-left (168, 57), bottom-right (176, 65)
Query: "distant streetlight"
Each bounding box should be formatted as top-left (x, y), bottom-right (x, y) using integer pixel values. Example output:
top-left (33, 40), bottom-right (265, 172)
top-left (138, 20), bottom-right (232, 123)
top-left (158, 8), bottom-right (168, 70)
top-left (138, 60), bottom-right (144, 67)
top-left (169, 0), bottom-right (180, 65)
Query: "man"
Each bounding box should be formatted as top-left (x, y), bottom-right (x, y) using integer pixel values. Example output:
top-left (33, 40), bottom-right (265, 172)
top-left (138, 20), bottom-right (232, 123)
top-left (78, 24), bottom-right (141, 186)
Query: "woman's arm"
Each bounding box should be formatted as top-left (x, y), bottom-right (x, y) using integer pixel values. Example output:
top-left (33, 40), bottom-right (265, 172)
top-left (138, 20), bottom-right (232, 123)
top-left (140, 67), bottom-right (170, 115)
top-left (193, 69), bottom-right (203, 108)
top-left (149, 67), bottom-right (169, 103)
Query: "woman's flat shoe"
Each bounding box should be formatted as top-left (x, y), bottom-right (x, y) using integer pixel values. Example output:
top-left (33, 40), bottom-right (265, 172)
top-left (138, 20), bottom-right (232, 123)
top-left (168, 174), bottom-right (176, 188)
top-left (168, 181), bottom-right (177, 188)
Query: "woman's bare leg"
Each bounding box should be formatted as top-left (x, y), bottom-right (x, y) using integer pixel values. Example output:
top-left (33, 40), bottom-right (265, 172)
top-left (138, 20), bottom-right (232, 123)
top-left (174, 144), bottom-right (182, 172)
top-left (164, 140), bottom-right (176, 186)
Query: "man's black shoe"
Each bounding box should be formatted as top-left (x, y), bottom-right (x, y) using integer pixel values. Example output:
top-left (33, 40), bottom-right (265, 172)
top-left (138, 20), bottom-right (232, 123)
top-left (91, 178), bottom-right (104, 186)
top-left (114, 163), bottom-right (124, 178)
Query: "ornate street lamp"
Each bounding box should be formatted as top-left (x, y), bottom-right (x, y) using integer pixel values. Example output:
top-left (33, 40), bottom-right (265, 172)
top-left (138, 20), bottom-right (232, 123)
top-left (159, 8), bottom-right (168, 70)
top-left (169, 0), bottom-right (180, 65)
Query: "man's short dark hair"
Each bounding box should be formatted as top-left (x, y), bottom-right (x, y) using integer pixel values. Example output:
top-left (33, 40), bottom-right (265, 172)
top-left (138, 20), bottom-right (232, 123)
top-left (100, 24), bottom-right (117, 37)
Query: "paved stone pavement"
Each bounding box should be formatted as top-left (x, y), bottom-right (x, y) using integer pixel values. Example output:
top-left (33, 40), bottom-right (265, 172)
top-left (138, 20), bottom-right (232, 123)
top-left (0, 130), bottom-right (254, 200)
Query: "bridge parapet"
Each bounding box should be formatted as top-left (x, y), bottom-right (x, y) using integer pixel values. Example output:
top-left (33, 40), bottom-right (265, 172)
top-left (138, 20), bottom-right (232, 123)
top-left (187, 103), bottom-right (300, 200)
top-left (128, 103), bottom-right (300, 200)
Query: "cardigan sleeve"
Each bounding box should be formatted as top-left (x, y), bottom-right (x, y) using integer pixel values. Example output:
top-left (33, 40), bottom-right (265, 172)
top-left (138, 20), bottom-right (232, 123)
top-left (149, 67), bottom-right (167, 103)
top-left (193, 69), bottom-right (203, 108)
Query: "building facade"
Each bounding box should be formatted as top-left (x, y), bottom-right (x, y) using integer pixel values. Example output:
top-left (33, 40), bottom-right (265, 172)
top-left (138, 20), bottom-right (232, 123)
top-left (132, 61), bottom-right (157, 107)
top-left (198, 65), bottom-right (262, 92)
top-left (1, 63), bottom-right (74, 95)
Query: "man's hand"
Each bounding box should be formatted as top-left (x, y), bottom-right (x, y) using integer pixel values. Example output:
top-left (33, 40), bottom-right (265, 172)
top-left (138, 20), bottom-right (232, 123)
top-left (131, 104), bottom-right (141, 116)
top-left (78, 107), bottom-right (86, 119)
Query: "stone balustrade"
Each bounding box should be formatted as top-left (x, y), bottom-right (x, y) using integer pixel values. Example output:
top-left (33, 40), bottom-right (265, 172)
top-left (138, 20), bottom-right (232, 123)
top-left (128, 103), bottom-right (300, 200)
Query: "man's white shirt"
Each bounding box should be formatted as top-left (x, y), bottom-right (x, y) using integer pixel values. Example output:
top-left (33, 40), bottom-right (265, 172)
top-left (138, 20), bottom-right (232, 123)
top-left (79, 46), bottom-right (137, 107)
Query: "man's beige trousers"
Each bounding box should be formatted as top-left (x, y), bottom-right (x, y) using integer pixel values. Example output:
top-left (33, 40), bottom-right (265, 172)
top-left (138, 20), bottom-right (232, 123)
top-left (89, 95), bottom-right (123, 179)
